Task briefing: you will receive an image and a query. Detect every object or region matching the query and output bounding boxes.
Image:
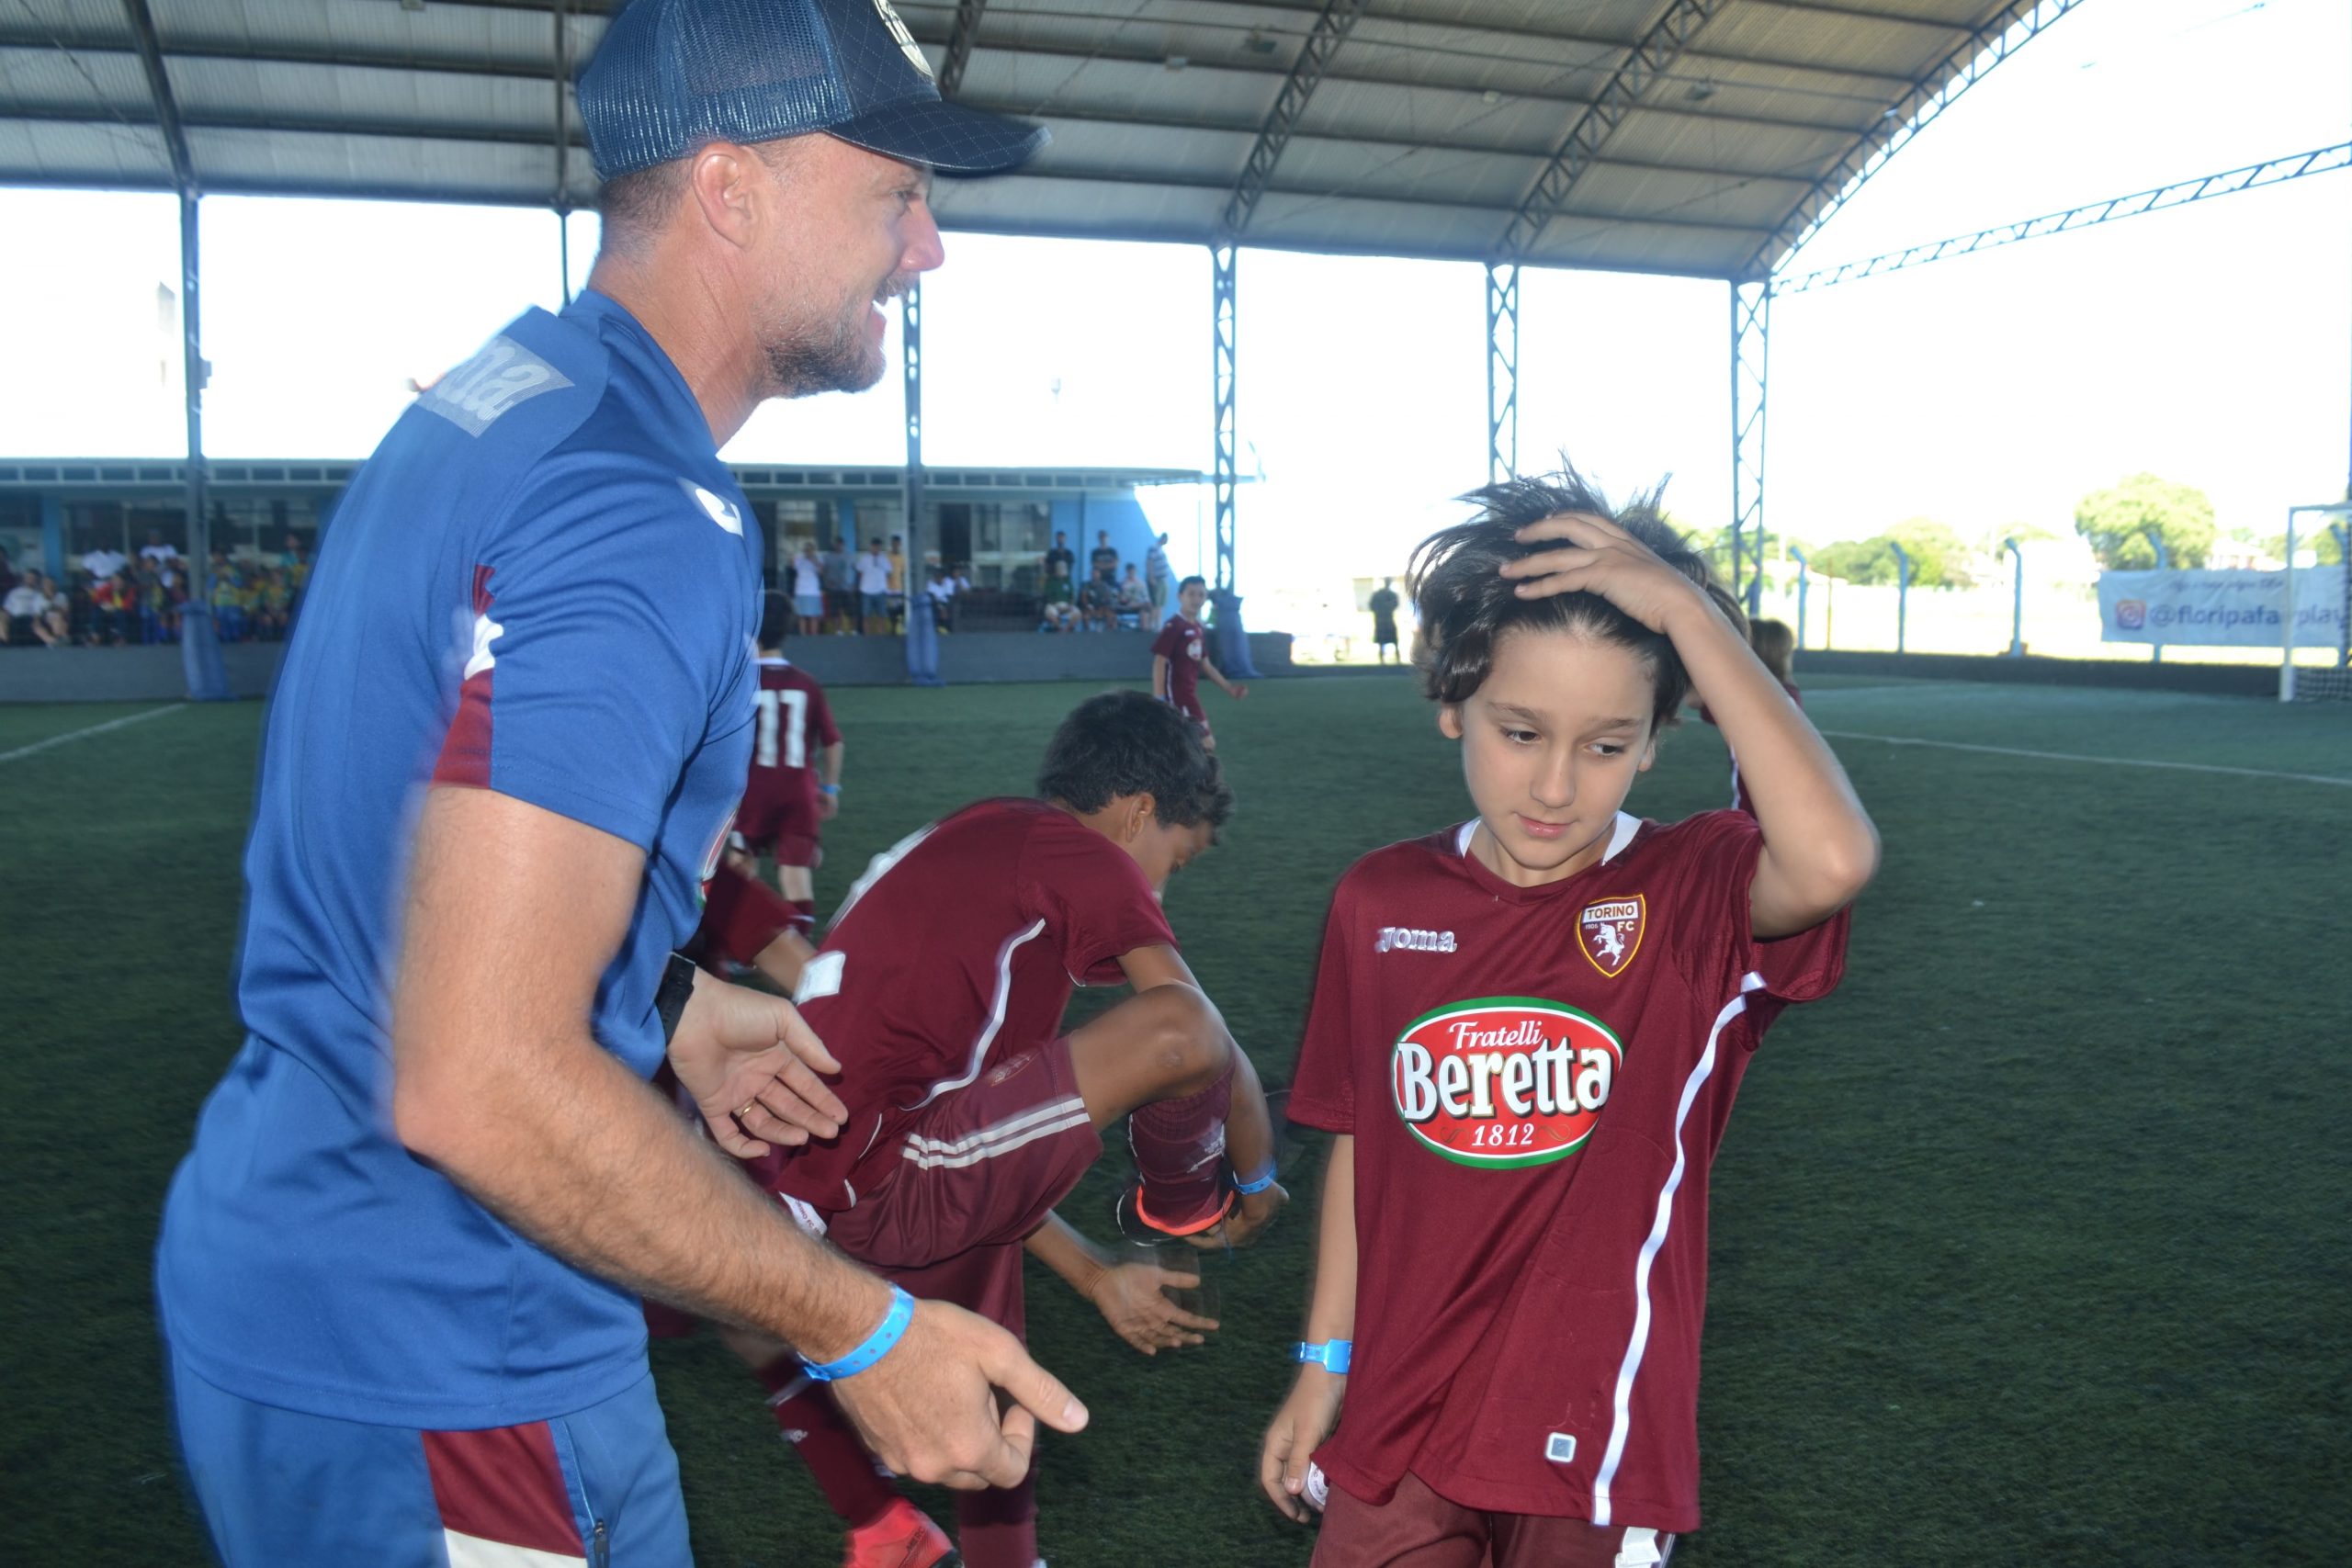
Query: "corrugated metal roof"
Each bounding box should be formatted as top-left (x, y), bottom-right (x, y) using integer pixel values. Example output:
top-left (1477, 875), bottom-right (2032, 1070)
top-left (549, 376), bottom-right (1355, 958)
top-left (0, 0), bottom-right (2073, 278)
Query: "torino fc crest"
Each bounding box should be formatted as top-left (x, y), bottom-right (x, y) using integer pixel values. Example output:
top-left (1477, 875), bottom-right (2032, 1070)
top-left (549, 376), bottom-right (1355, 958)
top-left (1577, 896), bottom-right (1645, 978)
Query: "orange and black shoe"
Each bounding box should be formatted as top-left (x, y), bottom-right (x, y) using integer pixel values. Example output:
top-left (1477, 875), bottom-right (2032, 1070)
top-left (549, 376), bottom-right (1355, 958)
top-left (842, 1498), bottom-right (960, 1568)
top-left (1113, 1179), bottom-right (1236, 1246)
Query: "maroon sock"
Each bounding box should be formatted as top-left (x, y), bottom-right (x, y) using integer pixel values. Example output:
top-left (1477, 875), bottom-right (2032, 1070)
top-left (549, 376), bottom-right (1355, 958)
top-left (790, 897), bottom-right (818, 938)
top-left (956, 1468), bottom-right (1037, 1568)
top-left (1126, 1057), bottom-right (1233, 1230)
top-left (755, 1363), bottom-right (898, 1529)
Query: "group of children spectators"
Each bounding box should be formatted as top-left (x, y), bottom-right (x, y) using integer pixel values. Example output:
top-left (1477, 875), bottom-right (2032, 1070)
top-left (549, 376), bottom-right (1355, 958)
top-left (786, 534), bottom-right (970, 636)
top-left (1038, 526), bottom-right (1169, 633)
top-left (1, 535), bottom-right (310, 650)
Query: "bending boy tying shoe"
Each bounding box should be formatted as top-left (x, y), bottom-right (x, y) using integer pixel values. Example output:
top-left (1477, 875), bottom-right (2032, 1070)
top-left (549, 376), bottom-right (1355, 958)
top-left (750, 690), bottom-right (1285, 1567)
top-left (1259, 467), bottom-right (1876, 1566)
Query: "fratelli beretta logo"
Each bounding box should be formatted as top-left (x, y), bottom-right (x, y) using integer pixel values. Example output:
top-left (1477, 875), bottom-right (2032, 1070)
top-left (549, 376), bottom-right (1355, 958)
top-left (1389, 998), bottom-right (1621, 1168)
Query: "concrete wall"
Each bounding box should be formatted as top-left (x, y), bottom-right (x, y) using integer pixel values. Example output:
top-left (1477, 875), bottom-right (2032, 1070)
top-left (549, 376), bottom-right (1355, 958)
top-left (1796, 648), bottom-right (2280, 698)
top-left (0, 632), bottom-right (1296, 704)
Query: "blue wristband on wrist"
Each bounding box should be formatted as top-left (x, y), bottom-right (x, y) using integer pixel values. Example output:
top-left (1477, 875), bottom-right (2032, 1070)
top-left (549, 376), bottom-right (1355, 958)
top-left (1233, 1162), bottom-right (1278, 1195)
top-left (1295, 1338), bottom-right (1352, 1374)
top-left (801, 1287), bottom-right (914, 1382)
top-left (820, 784), bottom-right (841, 795)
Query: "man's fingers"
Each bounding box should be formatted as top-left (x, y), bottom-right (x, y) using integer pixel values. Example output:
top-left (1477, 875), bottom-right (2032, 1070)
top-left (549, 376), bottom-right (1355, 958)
top-left (703, 1120), bottom-right (767, 1159)
top-left (985, 1339), bottom-right (1089, 1435)
top-left (1167, 1306), bottom-right (1218, 1332)
top-left (735, 1103), bottom-right (809, 1146)
top-left (757, 1055), bottom-right (846, 1134)
top-left (774, 1001), bottom-right (842, 1076)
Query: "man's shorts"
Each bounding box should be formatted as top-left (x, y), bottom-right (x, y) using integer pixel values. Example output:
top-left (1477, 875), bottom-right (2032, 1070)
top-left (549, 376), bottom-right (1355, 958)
top-left (861, 592), bottom-right (890, 620)
top-left (734, 780), bottom-right (821, 868)
top-left (167, 1346), bottom-right (688, 1568)
top-left (817, 1038), bottom-right (1101, 1277)
top-left (1314, 1470), bottom-right (1673, 1568)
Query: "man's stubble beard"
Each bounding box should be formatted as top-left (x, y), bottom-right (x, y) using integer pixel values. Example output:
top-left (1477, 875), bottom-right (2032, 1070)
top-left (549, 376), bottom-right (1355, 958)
top-left (762, 274), bottom-right (911, 400)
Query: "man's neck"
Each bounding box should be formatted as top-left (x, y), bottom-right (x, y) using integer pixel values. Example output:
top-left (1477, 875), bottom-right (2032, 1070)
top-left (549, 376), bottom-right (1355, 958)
top-left (581, 259), bottom-right (766, 447)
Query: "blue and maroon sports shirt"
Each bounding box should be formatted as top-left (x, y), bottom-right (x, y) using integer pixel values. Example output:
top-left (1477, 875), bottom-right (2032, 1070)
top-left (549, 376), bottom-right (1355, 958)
top-left (156, 290), bottom-right (761, 1429)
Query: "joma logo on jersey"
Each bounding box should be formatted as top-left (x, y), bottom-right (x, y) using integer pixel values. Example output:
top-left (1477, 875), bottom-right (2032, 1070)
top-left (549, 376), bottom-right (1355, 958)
top-left (1375, 926), bottom-right (1456, 954)
top-left (1577, 896), bottom-right (1645, 978)
top-left (1390, 998), bottom-right (1621, 1168)
top-left (423, 337), bottom-right (572, 435)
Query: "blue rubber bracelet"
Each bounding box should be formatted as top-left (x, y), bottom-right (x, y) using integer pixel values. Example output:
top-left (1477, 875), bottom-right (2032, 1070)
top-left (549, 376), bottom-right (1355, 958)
top-left (1233, 1163), bottom-right (1278, 1195)
top-left (1295, 1339), bottom-right (1352, 1374)
top-left (801, 1287), bottom-right (914, 1382)
top-left (820, 784), bottom-right (841, 795)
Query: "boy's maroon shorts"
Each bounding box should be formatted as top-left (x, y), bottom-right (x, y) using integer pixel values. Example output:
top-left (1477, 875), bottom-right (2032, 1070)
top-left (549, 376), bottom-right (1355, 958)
top-left (817, 1037), bottom-right (1101, 1282)
top-left (1313, 1470), bottom-right (1675, 1568)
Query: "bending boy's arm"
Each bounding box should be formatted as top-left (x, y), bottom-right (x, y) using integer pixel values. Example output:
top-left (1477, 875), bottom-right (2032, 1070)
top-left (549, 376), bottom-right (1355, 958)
top-left (1661, 594), bottom-right (1877, 934)
top-left (1202, 653), bottom-right (1247, 699)
top-left (1023, 1211), bottom-right (1217, 1356)
top-left (1261, 1134), bottom-right (1357, 1522)
top-left (1151, 652), bottom-right (1170, 699)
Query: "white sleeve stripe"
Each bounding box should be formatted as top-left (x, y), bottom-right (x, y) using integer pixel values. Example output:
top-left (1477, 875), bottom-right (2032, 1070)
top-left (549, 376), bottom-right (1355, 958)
top-left (1589, 986), bottom-right (1750, 1528)
top-left (907, 918), bottom-right (1049, 1111)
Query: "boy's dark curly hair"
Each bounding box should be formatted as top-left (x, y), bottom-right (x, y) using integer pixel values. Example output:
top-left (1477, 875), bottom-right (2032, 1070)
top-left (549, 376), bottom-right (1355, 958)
top-left (1037, 690), bottom-right (1235, 829)
top-left (1410, 463), bottom-right (1719, 732)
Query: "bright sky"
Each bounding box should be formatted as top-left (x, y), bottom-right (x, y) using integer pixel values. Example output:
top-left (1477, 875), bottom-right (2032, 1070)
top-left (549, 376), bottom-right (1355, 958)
top-left (0, 0), bottom-right (2345, 592)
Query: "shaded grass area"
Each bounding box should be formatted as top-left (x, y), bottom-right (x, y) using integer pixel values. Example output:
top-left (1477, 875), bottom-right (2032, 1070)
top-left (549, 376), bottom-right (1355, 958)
top-left (1, 675), bottom-right (2346, 1565)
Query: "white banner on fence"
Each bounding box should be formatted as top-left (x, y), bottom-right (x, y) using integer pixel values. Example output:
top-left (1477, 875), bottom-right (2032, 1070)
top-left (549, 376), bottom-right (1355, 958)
top-left (2096, 567), bottom-right (2346, 648)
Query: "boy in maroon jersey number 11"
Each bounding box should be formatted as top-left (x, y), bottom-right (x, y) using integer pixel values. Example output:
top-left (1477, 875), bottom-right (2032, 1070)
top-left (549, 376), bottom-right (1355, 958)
top-left (1260, 466), bottom-right (1877, 1567)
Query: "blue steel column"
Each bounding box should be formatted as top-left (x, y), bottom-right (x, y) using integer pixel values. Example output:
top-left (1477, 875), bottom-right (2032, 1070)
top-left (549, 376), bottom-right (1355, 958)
top-left (1485, 264), bottom-right (1519, 484)
top-left (1729, 279), bottom-right (1770, 614)
top-left (1211, 245), bottom-right (1238, 593)
top-left (902, 278), bottom-right (941, 684)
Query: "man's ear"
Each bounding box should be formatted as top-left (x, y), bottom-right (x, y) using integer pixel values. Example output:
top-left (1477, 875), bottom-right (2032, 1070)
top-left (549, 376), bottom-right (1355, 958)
top-left (1438, 704), bottom-right (1464, 740)
top-left (686, 141), bottom-right (761, 249)
top-left (1125, 793), bottom-right (1159, 840)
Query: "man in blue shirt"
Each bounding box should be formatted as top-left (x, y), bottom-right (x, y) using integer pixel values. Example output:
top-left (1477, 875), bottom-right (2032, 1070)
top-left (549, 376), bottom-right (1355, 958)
top-left (154, 3), bottom-right (1082, 1563)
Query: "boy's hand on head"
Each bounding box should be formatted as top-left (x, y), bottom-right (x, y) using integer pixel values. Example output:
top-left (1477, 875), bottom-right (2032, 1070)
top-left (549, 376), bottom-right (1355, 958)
top-left (1500, 512), bottom-right (1709, 635)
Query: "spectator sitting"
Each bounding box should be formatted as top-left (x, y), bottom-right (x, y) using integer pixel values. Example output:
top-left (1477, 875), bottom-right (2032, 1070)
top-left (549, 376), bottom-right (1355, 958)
top-left (923, 556), bottom-right (966, 632)
top-left (36, 575), bottom-right (69, 647)
top-left (1078, 571), bottom-right (1116, 632)
top-left (886, 533), bottom-right (907, 633)
top-left (211, 560), bottom-right (245, 643)
top-left (1115, 564), bottom-right (1149, 626)
top-left (5, 571), bottom-right (46, 646)
top-left (139, 529), bottom-right (184, 570)
top-left (1038, 558), bottom-right (1079, 632)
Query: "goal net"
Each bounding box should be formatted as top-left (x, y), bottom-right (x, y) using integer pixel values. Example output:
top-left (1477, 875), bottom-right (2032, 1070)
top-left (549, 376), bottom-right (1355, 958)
top-left (2282, 502), bottom-right (2351, 703)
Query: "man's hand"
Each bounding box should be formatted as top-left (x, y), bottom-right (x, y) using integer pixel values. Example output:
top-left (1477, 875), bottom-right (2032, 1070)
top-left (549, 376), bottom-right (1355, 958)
top-left (1260, 1367), bottom-right (1344, 1523)
top-left (829, 1299), bottom-right (1090, 1489)
top-left (1191, 1181), bottom-right (1287, 1251)
top-left (667, 972), bottom-right (846, 1157)
top-left (1087, 1258), bottom-right (1218, 1355)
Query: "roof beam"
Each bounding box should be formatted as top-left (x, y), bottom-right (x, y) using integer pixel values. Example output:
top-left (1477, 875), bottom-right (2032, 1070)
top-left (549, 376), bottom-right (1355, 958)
top-left (1745, 0), bottom-right (2085, 276)
top-left (1219, 0), bottom-right (1363, 240)
top-left (1492, 0), bottom-right (1721, 263)
top-left (118, 0), bottom-right (191, 193)
top-left (936, 0), bottom-right (987, 97)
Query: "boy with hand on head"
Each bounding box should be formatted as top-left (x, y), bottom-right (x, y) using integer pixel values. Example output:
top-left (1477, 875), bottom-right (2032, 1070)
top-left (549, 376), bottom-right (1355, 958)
top-left (1259, 467), bottom-right (1876, 1567)
top-left (1151, 575), bottom-right (1247, 750)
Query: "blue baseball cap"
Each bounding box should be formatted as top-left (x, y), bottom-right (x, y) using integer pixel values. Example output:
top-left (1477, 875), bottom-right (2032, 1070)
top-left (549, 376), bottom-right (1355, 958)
top-left (577, 0), bottom-right (1047, 179)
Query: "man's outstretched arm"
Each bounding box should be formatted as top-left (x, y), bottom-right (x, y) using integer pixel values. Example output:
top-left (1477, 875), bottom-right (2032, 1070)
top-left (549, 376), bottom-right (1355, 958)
top-left (390, 784), bottom-right (1084, 1487)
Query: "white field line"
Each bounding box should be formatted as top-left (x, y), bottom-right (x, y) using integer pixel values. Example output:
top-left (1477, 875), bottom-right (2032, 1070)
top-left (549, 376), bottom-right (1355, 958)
top-left (1817, 728), bottom-right (2352, 788)
top-left (0, 703), bottom-right (185, 764)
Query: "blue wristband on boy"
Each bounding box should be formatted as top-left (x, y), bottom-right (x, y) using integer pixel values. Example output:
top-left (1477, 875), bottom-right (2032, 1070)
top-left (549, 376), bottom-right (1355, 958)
top-left (1295, 1339), bottom-right (1351, 1374)
top-left (1233, 1162), bottom-right (1278, 1195)
top-left (800, 1286), bottom-right (915, 1382)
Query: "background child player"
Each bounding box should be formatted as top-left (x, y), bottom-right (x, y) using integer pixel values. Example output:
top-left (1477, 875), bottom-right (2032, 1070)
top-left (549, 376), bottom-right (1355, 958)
top-left (1151, 574), bottom-right (1248, 750)
top-left (1696, 613), bottom-right (1801, 818)
top-left (733, 591), bottom-right (844, 937)
top-left (1259, 468), bottom-right (1877, 1567)
top-left (753, 691), bottom-right (1287, 1568)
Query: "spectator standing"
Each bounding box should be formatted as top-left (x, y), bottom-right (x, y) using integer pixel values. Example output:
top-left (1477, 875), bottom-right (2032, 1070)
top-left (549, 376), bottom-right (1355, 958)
top-left (887, 533), bottom-right (908, 632)
top-left (820, 534), bottom-right (856, 634)
top-left (1089, 528), bottom-right (1119, 590)
top-left (1143, 531), bottom-right (1170, 630)
top-left (82, 543), bottom-right (127, 581)
top-left (855, 536), bottom-right (893, 634)
top-left (1044, 530), bottom-right (1075, 582)
top-left (791, 542), bottom-right (826, 637)
top-left (140, 529), bottom-right (184, 570)
top-left (153, 6), bottom-right (1076, 1564)
top-left (1367, 576), bottom-right (1401, 664)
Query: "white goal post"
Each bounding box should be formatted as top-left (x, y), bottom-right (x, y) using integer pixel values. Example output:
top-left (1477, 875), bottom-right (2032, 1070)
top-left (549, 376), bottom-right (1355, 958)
top-left (2280, 502), bottom-right (2352, 702)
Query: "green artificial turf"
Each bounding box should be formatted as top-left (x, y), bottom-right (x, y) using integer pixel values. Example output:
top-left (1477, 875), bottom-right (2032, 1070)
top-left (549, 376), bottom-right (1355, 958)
top-left (1, 673), bottom-right (2346, 1565)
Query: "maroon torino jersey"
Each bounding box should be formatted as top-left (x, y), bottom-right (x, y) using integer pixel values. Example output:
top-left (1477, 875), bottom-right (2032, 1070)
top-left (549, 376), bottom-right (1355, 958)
top-left (758, 798), bottom-right (1174, 1213)
top-left (740, 656), bottom-right (840, 824)
top-left (1287, 810), bottom-right (1849, 1533)
top-left (1151, 613), bottom-right (1206, 718)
